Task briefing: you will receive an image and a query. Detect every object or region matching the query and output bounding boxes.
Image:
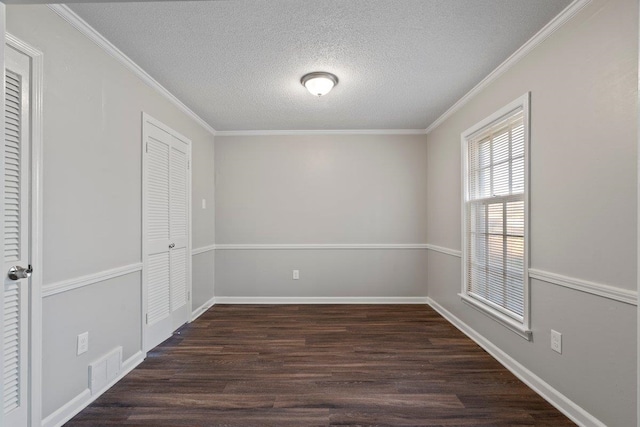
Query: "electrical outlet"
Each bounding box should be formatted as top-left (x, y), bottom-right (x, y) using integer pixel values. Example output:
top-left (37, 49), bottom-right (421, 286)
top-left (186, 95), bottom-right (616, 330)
top-left (202, 198), bottom-right (206, 209)
top-left (77, 332), bottom-right (89, 355)
top-left (550, 330), bottom-right (562, 354)
top-left (292, 270), bottom-right (300, 280)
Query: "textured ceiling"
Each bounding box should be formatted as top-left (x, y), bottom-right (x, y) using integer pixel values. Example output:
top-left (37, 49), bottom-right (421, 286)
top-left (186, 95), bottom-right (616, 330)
top-left (68, 0), bottom-right (571, 131)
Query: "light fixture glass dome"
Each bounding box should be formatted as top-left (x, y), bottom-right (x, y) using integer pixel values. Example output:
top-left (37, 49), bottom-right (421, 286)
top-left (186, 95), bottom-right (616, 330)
top-left (301, 72), bottom-right (338, 97)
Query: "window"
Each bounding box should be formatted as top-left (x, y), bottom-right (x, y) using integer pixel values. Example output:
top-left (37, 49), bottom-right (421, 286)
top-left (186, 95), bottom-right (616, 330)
top-left (461, 93), bottom-right (531, 339)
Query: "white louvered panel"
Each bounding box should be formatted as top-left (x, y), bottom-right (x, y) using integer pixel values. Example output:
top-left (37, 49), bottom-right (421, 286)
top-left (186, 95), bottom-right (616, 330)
top-left (147, 139), bottom-right (170, 241)
top-left (170, 147), bottom-right (187, 240)
top-left (170, 247), bottom-right (187, 311)
top-left (3, 282), bottom-right (20, 414)
top-left (4, 72), bottom-right (22, 263)
top-left (147, 252), bottom-right (170, 325)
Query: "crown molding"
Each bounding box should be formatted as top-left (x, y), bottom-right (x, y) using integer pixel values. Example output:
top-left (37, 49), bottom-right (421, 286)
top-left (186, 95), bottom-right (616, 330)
top-left (47, 5), bottom-right (216, 136)
top-left (425, 0), bottom-right (592, 135)
top-left (215, 129), bottom-right (427, 137)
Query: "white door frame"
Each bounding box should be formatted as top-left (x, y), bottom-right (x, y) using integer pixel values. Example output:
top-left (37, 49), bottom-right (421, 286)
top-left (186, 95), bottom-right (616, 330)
top-left (2, 33), bottom-right (44, 427)
top-left (141, 112), bottom-right (192, 353)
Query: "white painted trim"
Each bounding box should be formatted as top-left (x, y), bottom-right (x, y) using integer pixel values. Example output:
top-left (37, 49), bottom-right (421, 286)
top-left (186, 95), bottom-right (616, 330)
top-left (215, 297), bottom-right (428, 304)
top-left (41, 351), bottom-right (145, 427)
top-left (40, 389), bottom-right (91, 427)
top-left (192, 244), bottom-right (216, 255)
top-left (427, 240), bottom-right (636, 308)
top-left (423, 244), bottom-right (638, 306)
top-left (425, 0), bottom-right (592, 134)
top-left (426, 298), bottom-right (606, 427)
top-left (529, 268), bottom-right (637, 306)
top-left (42, 263), bottom-right (143, 298)
top-left (425, 244), bottom-right (462, 258)
top-left (459, 293), bottom-right (532, 340)
top-left (460, 93), bottom-right (531, 332)
top-left (6, 33), bottom-right (45, 427)
top-left (215, 129), bottom-right (427, 137)
top-left (214, 243), bottom-right (429, 250)
top-left (46, 5), bottom-right (215, 136)
top-left (191, 296), bottom-right (215, 321)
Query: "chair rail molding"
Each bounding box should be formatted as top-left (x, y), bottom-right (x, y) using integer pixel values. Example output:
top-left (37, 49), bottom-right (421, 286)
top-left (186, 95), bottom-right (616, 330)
top-left (425, 244), bottom-right (462, 258)
top-left (192, 244), bottom-right (216, 255)
top-left (214, 243), bottom-right (429, 250)
top-left (528, 268), bottom-right (637, 306)
top-left (42, 263), bottom-right (143, 298)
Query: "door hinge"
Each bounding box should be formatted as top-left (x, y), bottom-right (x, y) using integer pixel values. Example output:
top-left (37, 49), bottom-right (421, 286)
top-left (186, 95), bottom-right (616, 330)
top-left (145, 142), bottom-right (148, 153)
top-left (188, 291), bottom-right (191, 300)
top-left (145, 313), bottom-right (148, 324)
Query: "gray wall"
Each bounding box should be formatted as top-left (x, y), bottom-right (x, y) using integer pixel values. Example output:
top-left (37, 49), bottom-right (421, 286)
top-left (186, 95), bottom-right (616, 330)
top-left (425, 0), bottom-right (637, 425)
top-left (214, 134), bottom-right (428, 297)
top-left (192, 127), bottom-right (216, 309)
top-left (6, 5), bottom-right (215, 418)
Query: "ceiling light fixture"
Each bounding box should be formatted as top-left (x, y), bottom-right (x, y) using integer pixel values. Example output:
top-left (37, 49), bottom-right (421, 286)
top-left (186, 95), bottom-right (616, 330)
top-left (301, 72), bottom-right (338, 97)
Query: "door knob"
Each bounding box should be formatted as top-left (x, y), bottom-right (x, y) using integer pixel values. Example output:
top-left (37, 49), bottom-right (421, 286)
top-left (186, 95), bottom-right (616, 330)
top-left (8, 265), bottom-right (32, 281)
top-left (169, 243), bottom-right (175, 249)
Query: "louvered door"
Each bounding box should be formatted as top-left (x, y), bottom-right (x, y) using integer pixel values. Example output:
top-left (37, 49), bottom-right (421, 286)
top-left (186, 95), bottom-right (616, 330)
top-left (3, 46), bottom-right (31, 427)
top-left (169, 140), bottom-right (189, 330)
top-left (143, 115), bottom-right (191, 351)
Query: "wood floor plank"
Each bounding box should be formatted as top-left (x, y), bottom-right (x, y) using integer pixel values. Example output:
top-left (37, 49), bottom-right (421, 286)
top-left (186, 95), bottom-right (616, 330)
top-left (65, 305), bottom-right (575, 426)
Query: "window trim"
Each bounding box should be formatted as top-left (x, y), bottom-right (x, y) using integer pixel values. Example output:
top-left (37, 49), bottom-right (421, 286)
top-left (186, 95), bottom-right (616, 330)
top-left (460, 92), bottom-right (532, 340)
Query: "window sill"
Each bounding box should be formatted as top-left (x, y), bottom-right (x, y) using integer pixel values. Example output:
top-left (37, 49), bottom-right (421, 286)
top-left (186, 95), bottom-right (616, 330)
top-left (458, 293), bottom-right (532, 341)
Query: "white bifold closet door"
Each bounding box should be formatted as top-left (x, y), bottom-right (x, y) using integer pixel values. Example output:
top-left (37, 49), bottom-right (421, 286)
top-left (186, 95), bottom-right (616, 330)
top-left (143, 115), bottom-right (191, 352)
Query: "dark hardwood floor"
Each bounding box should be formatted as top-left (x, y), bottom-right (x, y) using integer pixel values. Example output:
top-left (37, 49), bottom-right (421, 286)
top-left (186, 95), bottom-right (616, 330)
top-left (66, 305), bottom-right (574, 426)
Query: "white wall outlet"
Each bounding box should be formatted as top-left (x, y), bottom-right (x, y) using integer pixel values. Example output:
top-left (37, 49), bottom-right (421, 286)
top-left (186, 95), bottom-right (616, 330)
top-left (202, 198), bottom-right (206, 209)
top-left (551, 329), bottom-right (562, 354)
top-left (292, 269), bottom-right (300, 280)
top-left (77, 332), bottom-right (89, 355)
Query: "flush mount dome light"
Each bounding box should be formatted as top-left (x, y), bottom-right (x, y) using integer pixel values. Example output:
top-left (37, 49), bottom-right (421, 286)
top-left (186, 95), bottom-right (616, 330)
top-left (301, 72), bottom-right (338, 96)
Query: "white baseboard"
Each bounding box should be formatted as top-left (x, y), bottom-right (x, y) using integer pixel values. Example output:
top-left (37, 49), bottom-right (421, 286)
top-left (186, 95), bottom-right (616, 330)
top-left (426, 297), bottom-right (605, 427)
top-left (214, 296), bottom-right (428, 304)
top-left (191, 296), bottom-right (216, 321)
top-left (42, 351), bottom-right (145, 427)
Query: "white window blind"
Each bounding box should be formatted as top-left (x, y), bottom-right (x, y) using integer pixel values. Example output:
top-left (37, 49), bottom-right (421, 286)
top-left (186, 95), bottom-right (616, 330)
top-left (464, 105), bottom-right (527, 322)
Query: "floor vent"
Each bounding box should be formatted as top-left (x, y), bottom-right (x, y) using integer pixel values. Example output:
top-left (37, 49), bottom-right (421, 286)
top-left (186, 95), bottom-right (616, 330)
top-left (88, 347), bottom-right (122, 395)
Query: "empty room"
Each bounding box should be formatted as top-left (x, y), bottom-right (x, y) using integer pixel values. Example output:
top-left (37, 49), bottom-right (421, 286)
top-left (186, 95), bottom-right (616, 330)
top-left (0, 0), bottom-right (638, 426)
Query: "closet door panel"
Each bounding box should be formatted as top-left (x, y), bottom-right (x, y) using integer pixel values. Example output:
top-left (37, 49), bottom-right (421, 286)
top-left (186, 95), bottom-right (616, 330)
top-left (143, 116), bottom-right (191, 351)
